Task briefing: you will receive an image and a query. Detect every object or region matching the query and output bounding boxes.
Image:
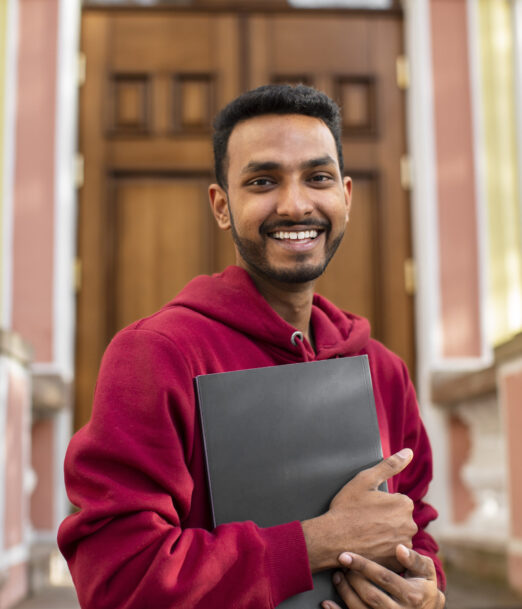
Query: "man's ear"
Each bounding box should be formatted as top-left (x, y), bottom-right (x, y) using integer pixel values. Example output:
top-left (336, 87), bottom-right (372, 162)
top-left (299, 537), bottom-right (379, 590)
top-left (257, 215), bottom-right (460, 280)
top-left (208, 184), bottom-right (231, 230)
top-left (343, 176), bottom-right (353, 223)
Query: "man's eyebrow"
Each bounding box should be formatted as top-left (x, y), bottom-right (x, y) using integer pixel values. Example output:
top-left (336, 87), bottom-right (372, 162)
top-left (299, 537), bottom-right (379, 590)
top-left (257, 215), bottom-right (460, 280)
top-left (240, 155), bottom-right (337, 175)
top-left (299, 155), bottom-right (337, 170)
top-left (240, 161), bottom-right (282, 175)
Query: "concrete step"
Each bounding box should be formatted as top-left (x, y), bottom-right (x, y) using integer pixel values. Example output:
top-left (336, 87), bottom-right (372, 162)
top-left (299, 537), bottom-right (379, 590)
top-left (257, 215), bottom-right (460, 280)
top-left (12, 586), bottom-right (79, 609)
top-left (445, 568), bottom-right (522, 609)
top-left (12, 567), bottom-right (522, 609)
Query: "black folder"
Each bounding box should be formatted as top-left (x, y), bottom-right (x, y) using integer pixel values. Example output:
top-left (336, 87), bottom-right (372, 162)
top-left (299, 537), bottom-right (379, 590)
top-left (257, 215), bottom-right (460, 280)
top-left (196, 355), bottom-right (384, 608)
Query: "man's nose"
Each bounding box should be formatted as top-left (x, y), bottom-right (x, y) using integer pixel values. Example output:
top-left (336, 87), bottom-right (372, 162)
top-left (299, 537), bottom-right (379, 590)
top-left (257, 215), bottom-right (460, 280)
top-left (275, 183), bottom-right (313, 219)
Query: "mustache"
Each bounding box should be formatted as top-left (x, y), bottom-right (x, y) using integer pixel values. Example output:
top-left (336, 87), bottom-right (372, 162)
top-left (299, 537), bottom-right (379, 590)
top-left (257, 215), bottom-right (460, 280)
top-left (260, 218), bottom-right (331, 234)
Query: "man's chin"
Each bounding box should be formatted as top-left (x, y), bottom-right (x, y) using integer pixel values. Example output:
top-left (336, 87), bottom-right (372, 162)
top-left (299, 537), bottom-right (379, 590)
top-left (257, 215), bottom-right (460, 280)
top-left (259, 263), bottom-right (327, 284)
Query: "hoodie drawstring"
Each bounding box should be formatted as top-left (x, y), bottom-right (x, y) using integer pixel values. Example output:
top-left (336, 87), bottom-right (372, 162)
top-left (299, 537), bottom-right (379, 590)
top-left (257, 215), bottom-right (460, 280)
top-left (290, 330), bottom-right (312, 361)
top-left (290, 331), bottom-right (304, 347)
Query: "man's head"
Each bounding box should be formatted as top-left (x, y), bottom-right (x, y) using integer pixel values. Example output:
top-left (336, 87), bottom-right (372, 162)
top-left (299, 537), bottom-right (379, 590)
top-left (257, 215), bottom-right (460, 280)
top-left (213, 84), bottom-right (344, 191)
top-left (209, 85), bottom-right (351, 286)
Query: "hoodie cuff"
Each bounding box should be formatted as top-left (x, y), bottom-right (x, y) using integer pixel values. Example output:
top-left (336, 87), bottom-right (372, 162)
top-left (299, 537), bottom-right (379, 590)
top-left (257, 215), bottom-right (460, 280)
top-left (260, 521), bottom-right (314, 607)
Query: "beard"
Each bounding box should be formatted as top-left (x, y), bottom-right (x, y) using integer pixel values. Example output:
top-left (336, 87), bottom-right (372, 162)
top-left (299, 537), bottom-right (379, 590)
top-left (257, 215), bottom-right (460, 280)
top-left (228, 210), bottom-right (344, 284)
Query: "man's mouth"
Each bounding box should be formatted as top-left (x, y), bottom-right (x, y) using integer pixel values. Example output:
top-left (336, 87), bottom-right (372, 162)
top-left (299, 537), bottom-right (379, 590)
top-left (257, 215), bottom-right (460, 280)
top-left (269, 229), bottom-right (321, 241)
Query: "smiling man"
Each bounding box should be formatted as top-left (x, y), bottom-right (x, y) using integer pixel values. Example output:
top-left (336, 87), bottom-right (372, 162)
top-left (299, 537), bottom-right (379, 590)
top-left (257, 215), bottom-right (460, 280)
top-left (59, 85), bottom-right (445, 609)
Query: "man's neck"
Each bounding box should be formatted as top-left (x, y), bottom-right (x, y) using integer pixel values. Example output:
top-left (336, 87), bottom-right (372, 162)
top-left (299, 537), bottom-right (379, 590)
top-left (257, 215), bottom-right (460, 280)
top-left (242, 266), bottom-right (316, 344)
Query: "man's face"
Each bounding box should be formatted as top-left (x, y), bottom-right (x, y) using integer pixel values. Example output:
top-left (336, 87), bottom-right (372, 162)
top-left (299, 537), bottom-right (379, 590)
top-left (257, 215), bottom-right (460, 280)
top-left (210, 114), bottom-right (352, 285)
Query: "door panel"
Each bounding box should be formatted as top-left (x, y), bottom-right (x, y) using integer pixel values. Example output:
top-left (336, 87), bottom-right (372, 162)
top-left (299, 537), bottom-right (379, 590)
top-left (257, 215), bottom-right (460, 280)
top-left (76, 8), bottom-right (413, 429)
top-left (250, 16), bottom-right (371, 81)
top-left (316, 174), bottom-right (382, 338)
top-left (111, 178), bottom-right (213, 333)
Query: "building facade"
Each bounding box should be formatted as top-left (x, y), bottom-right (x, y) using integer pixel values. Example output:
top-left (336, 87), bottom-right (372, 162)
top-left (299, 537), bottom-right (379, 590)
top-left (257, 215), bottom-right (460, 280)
top-left (0, 1), bottom-right (521, 607)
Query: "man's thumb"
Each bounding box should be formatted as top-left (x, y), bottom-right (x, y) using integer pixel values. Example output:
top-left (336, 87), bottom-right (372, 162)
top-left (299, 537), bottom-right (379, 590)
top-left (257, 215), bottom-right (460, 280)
top-left (357, 448), bottom-right (413, 490)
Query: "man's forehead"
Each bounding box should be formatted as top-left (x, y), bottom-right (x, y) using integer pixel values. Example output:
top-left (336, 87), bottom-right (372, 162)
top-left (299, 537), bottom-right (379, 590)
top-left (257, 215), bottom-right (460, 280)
top-left (226, 113), bottom-right (338, 169)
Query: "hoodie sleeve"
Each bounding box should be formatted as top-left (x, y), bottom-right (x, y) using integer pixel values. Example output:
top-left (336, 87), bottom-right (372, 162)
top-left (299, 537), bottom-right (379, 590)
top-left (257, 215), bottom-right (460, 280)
top-left (58, 329), bottom-right (313, 609)
top-left (394, 364), bottom-right (446, 592)
top-left (368, 345), bottom-right (445, 591)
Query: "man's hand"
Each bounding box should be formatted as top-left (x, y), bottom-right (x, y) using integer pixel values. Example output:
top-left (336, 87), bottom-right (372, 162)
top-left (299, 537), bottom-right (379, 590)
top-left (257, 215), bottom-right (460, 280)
top-left (302, 449), bottom-right (418, 572)
top-left (321, 545), bottom-right (445, 609)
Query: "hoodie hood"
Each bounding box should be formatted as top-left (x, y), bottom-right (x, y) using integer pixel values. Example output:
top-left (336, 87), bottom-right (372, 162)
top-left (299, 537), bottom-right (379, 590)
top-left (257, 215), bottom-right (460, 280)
top-left (169, 266), bottom-right (370, 361)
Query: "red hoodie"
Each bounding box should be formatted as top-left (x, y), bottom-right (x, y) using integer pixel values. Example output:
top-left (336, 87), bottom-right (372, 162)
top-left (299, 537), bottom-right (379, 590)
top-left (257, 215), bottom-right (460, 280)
top-left (58, 266), bottom-right (444, 609)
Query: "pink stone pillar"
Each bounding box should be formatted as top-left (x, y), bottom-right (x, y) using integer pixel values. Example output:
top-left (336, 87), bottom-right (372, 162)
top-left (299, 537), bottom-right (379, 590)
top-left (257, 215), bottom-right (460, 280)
top-left (12, 0), bottom-right (59, 363)
top-left (0, 333), bottom-right (32, 609)
top-left (430, 0), bottom-right (483, 359)
top-left (500, 359), bottom-right (522, 594)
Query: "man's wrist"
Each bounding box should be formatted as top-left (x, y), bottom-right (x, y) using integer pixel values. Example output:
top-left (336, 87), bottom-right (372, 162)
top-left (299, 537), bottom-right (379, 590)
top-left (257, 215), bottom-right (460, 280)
top-left (301, 513), bottom-right (336, 573)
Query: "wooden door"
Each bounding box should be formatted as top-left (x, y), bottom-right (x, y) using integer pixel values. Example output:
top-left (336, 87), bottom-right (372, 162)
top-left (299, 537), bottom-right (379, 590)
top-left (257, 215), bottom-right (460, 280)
top-left (76, 7), bottom-right (413, 429)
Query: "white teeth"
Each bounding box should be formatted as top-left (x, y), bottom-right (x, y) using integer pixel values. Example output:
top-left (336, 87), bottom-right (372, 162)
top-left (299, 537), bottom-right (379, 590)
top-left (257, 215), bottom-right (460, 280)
top-left (272, 229), bottom-right (320, 240)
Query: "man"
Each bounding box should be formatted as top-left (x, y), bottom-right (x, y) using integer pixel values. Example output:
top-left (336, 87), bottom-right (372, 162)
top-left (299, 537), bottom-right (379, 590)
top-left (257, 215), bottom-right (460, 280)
top-left (59, 85), bottom-right (445, 609)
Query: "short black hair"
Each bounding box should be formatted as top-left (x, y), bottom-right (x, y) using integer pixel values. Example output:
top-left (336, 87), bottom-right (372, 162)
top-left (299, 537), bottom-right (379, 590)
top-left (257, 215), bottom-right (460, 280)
top-left (212, 84), bottom-right (344, 189)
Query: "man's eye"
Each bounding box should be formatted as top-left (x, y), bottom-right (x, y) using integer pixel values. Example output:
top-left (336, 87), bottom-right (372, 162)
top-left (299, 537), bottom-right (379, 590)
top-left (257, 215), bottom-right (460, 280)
top-left (310, 174), bottom-right (333, 183)
top-left (249, 178), bottom-right (274, 187)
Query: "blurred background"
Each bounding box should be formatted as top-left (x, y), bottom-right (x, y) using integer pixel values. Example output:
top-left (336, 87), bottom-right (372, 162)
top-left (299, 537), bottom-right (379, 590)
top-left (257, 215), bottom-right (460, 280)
top-left (0, 0), bottom-right (521, 607)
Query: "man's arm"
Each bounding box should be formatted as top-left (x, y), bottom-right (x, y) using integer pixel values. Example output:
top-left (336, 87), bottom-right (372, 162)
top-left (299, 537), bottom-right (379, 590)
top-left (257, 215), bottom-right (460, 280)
top-left (302, 351), bottom-right (445, 591)
top-left (394, 365), bottom-right (445, 588)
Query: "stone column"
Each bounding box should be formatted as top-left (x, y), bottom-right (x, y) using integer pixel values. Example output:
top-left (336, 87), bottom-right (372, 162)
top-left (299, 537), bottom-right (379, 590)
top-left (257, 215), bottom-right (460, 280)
top-left (457, 394), bottom-right (509, 541)
top-left (499, 357), bottom-right (522, 595)
top-left (0, 331), bottom-right (32, 609)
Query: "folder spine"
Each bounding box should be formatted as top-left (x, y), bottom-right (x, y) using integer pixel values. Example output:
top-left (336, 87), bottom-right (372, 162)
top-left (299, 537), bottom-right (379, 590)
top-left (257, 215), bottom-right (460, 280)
top-left (194, 378), bottom-right (217, 528)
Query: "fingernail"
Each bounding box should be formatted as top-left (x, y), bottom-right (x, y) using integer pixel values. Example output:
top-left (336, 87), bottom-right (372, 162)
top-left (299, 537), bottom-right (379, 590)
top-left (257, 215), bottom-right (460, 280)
top-left (322, 603), bottom-right (332, 609)
top-left (339, 552), bottom-right (353, 565)
top-left (397, 448), bottom-right (413, 460)
top-left (398, 543), bottom-right (410, 556)
top-left (333, 571), bottom-right (342, 585)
